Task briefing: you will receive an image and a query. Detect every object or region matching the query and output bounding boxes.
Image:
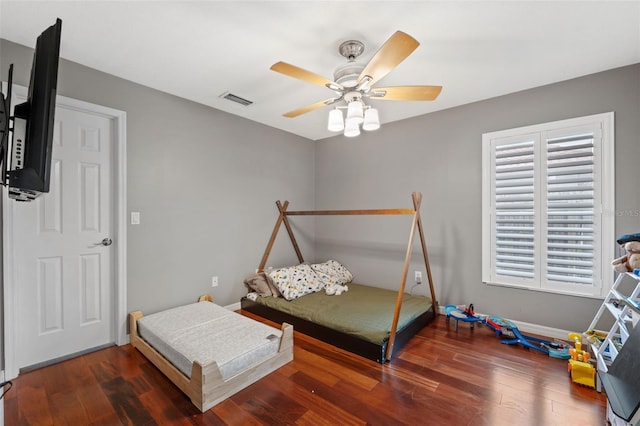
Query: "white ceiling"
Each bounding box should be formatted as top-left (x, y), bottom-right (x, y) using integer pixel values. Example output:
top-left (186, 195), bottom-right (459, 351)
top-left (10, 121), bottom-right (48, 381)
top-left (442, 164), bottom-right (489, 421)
top-left (1, 1), bottom-right (639, 141)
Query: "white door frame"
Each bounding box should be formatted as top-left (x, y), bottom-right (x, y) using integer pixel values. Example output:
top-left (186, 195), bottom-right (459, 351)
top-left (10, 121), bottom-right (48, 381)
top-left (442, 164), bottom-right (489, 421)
top-left (2, 87), bottom-right (127, 380)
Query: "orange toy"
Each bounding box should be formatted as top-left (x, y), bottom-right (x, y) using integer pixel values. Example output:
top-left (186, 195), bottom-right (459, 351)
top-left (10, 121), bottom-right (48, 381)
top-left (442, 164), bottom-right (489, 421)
top-left (568, 332), bottom-right (590, 363)
top-left (567, 332), bottom-right (595, 388)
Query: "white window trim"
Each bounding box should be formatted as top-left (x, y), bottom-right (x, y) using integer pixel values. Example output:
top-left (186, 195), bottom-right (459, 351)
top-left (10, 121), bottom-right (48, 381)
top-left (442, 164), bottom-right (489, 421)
top-left (482, 112), bottom-right (615, 299)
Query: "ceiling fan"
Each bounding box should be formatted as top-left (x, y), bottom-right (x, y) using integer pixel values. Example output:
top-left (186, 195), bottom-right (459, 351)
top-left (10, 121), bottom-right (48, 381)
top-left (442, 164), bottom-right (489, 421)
top-left (270, 31), bottom-right (442, 135)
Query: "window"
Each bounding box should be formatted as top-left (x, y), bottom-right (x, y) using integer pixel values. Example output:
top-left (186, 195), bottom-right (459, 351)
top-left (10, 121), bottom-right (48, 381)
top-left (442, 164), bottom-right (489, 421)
top-left (482, 113), bottom-right (614, 298)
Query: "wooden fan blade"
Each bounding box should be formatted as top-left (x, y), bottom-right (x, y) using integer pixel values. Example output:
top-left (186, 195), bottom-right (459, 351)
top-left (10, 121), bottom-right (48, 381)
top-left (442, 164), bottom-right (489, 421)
top-left (271, 62), bottom-right (343, 91)
top-left (357, 31), bottom-right (419, 87)
top-left (370, 86), bottom-right (442, 101)
top-left (283, 98), bottom-right (340, 118)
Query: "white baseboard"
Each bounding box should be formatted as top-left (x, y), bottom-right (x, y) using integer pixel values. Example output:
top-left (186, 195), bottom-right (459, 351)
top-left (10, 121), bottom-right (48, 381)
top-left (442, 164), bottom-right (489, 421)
top-left (510, 319), bottom-right (572, 341)
top-left (437, 307), bottom-right (572, 341)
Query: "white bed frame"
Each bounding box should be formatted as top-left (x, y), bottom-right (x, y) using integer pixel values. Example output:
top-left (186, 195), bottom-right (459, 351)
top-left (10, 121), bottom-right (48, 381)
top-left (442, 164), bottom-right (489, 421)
top-left (129, 295), bottom-right (294, 412)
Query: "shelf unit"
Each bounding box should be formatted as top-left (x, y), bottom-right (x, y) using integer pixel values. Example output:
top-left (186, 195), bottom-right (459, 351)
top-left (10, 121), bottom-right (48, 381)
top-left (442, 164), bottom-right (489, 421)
top-left (585, 271), bottom-right (640, 425)
top-left (587, 272), bottom-right (640, 373)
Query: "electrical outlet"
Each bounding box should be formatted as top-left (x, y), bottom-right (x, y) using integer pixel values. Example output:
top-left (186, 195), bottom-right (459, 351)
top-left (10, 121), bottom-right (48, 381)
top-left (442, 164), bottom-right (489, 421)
top-left (211, 276), bottom-right (218, 287)
top-left (131, 211), bottom-right (140, 225)
top-left (414, 271), bottom-right (422, 284)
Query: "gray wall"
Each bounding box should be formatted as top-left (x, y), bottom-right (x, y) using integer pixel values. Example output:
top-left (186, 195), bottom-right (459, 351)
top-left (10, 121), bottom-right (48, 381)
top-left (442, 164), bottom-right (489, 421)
top-left (314, 63), bottom-right (640, 333)
top-left (2, 35), bottom-right (638, 353)
top-left (1, 39), bottom-right (316, 320)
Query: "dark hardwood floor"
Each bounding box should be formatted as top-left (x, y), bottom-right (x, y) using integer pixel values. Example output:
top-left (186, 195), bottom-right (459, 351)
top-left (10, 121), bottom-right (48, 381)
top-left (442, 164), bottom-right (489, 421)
top-left (4, 313), bottom-right (607, 425)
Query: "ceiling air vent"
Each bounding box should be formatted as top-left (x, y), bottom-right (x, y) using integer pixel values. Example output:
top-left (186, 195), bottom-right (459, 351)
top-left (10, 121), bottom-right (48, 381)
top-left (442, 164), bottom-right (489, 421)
top-left (220, 92), bottom-right (253, 107)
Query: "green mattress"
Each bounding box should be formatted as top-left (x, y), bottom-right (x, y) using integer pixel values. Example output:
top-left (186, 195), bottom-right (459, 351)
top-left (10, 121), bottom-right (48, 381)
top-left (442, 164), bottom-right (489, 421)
top-left (251, 283), bottom-right (432, 345)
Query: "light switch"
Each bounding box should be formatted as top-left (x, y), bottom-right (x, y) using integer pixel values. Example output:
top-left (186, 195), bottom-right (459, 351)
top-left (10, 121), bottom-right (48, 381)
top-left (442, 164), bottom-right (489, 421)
top-left (131, 211), bottom-right (140, 225)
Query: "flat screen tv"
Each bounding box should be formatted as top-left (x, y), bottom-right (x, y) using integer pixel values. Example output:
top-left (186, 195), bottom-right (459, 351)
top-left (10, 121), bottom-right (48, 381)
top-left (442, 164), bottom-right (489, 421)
top-left (0, 18), bottom-right (62, 202)
top-left (0, 65), bottom-right (12, 185)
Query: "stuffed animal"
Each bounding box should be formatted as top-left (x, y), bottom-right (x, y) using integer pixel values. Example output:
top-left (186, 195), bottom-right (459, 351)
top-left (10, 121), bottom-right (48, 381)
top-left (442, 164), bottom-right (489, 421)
top-left (325, 283), bottom-right (349, 296)
top-left (612, 241), bottom-right (640, 272)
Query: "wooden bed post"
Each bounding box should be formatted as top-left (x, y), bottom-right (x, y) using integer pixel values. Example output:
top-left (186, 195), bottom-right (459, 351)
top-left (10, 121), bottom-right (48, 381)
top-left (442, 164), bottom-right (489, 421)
top-left (258, 200), bottom-right (305, 271)
top-left (258, 200), bottom-right (288, 271)
top-left (279, 201), bottom-right (305, 264)
top-left (385, 192), bottom-right (438, 361)
top-left (386, 193), bottom-right (419, 360)
top-left (413, 192), bottom-right (438, 314)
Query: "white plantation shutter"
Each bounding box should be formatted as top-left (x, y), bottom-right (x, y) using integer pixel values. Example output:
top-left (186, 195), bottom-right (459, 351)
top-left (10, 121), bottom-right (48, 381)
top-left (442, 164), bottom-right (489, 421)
top-left (494, 138), bottom-right (536, 280)
top-left (483, 113), bottom-right (614, 298)
top-left (545, 130), bottom-right (598, 286)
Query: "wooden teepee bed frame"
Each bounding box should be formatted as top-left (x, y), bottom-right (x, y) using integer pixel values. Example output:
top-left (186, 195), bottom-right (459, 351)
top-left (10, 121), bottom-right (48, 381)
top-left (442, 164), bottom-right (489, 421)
top-left (241, 192), bottom-right (438, 363)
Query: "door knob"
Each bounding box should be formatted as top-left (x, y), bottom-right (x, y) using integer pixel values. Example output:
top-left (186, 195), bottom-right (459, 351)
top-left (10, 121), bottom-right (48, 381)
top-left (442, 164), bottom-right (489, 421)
top-left (96, 238), bottom-right (113, 247)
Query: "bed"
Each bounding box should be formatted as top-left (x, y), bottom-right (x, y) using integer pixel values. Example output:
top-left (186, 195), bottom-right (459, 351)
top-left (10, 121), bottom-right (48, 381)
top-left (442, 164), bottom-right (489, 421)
top-left (129, 295), bottom-right (293, 412)
top-left (244, 192), bottom-right (439, 363)
top-left (241, 283), bottom-right (434, 363)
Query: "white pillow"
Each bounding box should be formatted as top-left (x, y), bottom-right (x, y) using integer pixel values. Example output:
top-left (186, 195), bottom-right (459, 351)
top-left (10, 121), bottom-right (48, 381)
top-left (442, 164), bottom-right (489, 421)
top-left (311, 260), bottom-right (353, 286)
top-left (268, 264), bottom-right (324, 301)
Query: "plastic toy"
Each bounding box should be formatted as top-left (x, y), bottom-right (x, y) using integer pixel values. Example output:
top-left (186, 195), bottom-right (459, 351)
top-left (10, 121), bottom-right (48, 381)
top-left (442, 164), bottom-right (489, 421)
top-left (483, 316), bottom-right (515, 338)
top-left (485, 316), bottom-right (570, 359)
top-left (445, 304), bottom-right (570, 359)
top-left (584, 329), bottom-right (608, 349)
top-left (567, 332), bottom-right (596, 388)
top-left (444, 304), bottom-right (485, 331)
top-left (567, 332), bottom-right (590, 362)
top-left (568, 359), bottom-right (596, 388)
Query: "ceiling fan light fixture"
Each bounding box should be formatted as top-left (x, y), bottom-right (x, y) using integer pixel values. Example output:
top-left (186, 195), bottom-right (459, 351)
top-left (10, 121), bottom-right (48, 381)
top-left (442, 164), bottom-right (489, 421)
top-left (344, 119), bottom-right (360, 137)
top-left (328, 109), bottom-right (345, 132)
top-left (271, 31), bottom-right (441, 139)
top-left (363, 108), bottom-right (380, 131)
top-left (346, 100), bottom-right (364, 124)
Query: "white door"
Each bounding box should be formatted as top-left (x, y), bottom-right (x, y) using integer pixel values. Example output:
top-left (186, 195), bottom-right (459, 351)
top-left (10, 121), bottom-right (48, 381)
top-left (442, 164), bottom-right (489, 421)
top-left (9, 98), bottom-right (115, 369)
